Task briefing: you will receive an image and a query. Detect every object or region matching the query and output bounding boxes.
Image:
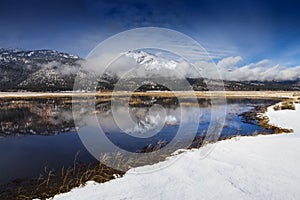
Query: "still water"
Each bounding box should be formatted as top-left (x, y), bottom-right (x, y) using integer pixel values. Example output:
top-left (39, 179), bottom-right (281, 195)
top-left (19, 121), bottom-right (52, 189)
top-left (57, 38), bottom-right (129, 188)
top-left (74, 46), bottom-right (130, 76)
top-left (0, 98), bottom-right (274, 183)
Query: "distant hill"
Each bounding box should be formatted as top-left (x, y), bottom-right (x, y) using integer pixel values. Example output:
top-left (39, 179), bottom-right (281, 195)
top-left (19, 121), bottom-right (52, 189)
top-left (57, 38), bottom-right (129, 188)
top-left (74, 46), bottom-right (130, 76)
top-left (0, 48), bottom-right (83, 91)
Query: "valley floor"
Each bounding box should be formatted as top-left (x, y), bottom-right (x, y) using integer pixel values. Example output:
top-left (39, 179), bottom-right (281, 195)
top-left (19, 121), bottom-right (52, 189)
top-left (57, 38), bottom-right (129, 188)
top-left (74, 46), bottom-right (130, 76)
top-left (51, 103), bottom-right (300, 200)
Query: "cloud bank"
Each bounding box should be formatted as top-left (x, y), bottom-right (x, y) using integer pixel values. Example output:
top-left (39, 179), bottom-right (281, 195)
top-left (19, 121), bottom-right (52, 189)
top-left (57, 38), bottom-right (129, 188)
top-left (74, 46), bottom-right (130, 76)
top-left (81, 50), bottom-right (300, 82)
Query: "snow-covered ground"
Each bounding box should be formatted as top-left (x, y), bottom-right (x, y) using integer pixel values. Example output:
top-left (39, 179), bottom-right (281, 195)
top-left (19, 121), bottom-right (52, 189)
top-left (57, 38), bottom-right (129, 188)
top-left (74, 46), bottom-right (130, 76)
top-left (52, 104), bottom-right (300, 200)
top-left (266, 103), bottom-right (300, 132)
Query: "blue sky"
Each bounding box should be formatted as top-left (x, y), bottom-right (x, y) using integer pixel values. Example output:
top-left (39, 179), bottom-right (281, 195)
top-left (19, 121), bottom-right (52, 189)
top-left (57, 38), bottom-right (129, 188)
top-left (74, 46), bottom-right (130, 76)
top-left (0, 0), bottom-right (300, 66)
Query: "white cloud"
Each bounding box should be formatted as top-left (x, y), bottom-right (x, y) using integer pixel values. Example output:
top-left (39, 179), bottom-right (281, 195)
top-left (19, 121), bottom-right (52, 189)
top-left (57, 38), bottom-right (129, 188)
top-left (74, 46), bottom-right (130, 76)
top-left (198, 56), bottom-right (300, 81)
top-left (217, 56), bottom-right (242, 69)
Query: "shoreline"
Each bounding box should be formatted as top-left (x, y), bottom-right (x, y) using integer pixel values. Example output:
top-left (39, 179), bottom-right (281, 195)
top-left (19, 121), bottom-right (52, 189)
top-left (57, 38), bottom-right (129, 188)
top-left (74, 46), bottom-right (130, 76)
top-left (256, 99), bottom-right (299, 133)
top-left (241, 102), bottom-right (294, 134)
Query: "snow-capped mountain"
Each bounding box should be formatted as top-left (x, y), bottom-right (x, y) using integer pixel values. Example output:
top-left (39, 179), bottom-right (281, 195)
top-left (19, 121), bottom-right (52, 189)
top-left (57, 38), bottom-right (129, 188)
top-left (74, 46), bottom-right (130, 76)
top-left (124, 51), bottom-right (178, 71)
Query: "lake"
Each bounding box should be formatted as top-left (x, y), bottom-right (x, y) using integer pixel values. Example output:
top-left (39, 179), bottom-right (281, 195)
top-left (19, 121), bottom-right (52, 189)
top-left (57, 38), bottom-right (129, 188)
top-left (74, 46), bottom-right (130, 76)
top-left (0, 98), bottom-right (276, 183)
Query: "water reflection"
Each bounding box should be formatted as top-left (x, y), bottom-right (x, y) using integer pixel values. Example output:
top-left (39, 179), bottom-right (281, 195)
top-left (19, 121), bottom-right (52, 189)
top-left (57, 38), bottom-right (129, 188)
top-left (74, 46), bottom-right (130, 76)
top-left (73, 97), bottom-right (274, 171)
top-left (0, 98), bottom-right (74, 136)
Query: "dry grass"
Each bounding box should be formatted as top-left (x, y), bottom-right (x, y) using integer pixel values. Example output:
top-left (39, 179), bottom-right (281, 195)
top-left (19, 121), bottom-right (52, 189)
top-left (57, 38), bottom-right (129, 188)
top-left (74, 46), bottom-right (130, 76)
top-left (0, 156), bottom-right (124, 200)
top-left (273, 101), bottom-right (296, 111)
top-left (257, 115), bottom-right (293, 134)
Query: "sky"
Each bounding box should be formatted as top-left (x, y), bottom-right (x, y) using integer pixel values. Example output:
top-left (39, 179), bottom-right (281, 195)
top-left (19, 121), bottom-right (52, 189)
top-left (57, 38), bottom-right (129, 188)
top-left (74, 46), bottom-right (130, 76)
top-left (0, 0), bottom-right (300, 67)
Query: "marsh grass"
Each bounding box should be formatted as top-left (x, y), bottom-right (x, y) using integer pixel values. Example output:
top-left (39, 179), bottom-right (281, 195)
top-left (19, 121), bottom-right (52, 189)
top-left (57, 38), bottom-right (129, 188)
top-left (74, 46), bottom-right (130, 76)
top-left (0, 156), bottom-right (124, 200)
top-left (0, 140), bottom-right (193, 200)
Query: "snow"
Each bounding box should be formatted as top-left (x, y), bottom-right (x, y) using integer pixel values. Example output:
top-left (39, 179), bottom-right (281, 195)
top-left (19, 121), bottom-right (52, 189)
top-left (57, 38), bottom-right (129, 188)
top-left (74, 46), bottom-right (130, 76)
top-left (125, 51), bottom-right (178, 70)
top-left (52, 103), bottom-right (300, 200)
top-left (27, 51), bottom-right (35, 57)
top-left (266, 103), bottom-right (300, 132)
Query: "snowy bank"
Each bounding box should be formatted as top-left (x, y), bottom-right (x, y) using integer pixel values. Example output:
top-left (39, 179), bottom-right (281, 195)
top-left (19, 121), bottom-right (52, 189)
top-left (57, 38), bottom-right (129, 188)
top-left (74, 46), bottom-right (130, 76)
top-left (266, 103), bottom-right (300, 133)
top-left (52, 104), bottom-right (300, 200)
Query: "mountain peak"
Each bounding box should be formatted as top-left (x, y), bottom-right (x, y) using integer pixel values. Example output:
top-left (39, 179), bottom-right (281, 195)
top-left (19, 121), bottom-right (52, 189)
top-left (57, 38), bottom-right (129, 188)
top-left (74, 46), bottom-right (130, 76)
top-left (124, 50), bottom-right (178, 70)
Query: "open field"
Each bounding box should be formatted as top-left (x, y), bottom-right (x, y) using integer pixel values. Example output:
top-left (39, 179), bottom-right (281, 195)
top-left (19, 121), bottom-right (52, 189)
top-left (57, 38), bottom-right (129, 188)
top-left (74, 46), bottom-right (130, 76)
top-left (0, 91), bottom-right (298, 100)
